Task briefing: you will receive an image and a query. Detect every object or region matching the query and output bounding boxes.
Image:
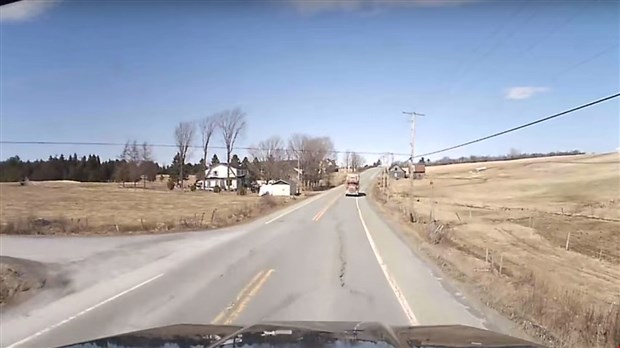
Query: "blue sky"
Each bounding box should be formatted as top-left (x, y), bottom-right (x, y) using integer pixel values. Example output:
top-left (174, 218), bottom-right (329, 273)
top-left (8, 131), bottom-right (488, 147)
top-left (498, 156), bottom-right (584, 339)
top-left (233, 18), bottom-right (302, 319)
top-left (1, 0), bottom-right (618, 164)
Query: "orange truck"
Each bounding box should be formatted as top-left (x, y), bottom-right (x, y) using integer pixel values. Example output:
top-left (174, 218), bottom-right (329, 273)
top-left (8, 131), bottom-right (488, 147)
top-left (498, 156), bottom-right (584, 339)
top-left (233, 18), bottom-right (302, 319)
top-left (345, 173), bottom-right (360, 196)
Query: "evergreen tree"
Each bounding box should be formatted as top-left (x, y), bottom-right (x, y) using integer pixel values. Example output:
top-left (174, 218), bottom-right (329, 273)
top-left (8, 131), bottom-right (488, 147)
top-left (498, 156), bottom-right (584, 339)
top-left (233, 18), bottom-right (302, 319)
top-left (211, 154), bottom-right (220, 165)
top-left (230, 154), bottom-right (241, 168)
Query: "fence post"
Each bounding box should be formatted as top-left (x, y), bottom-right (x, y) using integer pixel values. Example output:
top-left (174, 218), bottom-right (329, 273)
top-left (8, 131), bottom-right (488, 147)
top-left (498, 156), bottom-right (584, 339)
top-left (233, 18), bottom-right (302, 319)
top-left (211, 209), bottom-right (217, 224)
top-left (565, 231), bottom-right (571, 250)
top-left (499, 254), bottom-right (503, 275)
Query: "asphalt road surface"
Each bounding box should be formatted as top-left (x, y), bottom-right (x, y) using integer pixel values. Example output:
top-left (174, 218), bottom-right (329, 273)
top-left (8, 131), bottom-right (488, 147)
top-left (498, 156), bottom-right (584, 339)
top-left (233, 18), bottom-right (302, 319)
top-left (0, 169), bottom-right (516, 347)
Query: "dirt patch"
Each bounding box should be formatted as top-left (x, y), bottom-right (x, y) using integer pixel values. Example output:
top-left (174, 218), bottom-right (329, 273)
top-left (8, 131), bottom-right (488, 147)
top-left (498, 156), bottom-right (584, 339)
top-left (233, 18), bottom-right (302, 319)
top-left (373, 153), bottom-right (620, 348)
top-left (0, 256), bottom-right (48, 306)
top-left (0, 182), bottom-right (307, 235)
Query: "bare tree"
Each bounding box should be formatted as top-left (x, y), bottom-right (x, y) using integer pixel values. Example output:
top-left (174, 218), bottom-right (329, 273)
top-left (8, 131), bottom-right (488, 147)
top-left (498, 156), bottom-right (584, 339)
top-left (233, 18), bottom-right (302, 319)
top-left (343, 151), bottom-right (351, 171)
top-left (118, 140), bottom-right (155, 188)
top-left (139, 142), bottom-right (155, 188)
top-left (199, 114), bottom-right (219, 188)
top-left (350, 152), bottom-right (365, 172)
top-left (218, 108), bottom-right (246, 190)
top-left (174, 121), bottom-right (195, 189)
top-left (287, 134), bottom-right (334, 188)
top-left (250, 135), bottom-right (288, 180)
top-left (141, 142), bottom-right (153, 162)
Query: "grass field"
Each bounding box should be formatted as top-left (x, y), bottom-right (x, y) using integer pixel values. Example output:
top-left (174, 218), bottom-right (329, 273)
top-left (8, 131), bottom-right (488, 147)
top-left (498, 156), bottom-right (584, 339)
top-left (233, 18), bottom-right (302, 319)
top-left (0, 181), bottom-right (300, 235)
top-left (374, 153), bottom-right (620, 347)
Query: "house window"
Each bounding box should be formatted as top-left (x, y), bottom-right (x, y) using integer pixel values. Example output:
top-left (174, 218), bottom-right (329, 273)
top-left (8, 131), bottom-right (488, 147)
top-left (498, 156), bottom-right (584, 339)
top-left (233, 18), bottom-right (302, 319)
top-left (213, 170), bottom-right (218, 177)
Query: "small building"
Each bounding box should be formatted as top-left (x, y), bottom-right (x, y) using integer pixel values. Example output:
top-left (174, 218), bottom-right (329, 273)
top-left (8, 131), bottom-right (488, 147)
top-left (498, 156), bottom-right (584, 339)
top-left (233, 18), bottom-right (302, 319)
top-left (413, 163), bottom-right (426, 179)
top-left (414, 163), bottom-right (426, 174)
top-left (389, 165), bottom-right (406, 179)
top-left (259, 180), bottom-right (296, 196)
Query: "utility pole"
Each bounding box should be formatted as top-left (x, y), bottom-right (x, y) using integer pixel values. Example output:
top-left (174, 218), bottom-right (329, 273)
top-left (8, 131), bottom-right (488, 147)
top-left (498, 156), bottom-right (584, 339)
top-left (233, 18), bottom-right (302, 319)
top-left (297, 155), bottom-right (301, 194)
top-left (403, 111), bottom-right (425, 222)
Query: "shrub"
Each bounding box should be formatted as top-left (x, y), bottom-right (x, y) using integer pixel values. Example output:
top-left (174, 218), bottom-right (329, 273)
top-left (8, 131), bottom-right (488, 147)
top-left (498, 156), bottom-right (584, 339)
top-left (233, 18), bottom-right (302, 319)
top-left (238, 186), bottom-right (247, 196)
top-left (166, 179), bottom-right (175, 190)
top-left (190, 184), bottom-right (197, 192)
top-left (213, 185), bottom-right (222, 193)
top-left (258, 195), bottom-right (278, 212)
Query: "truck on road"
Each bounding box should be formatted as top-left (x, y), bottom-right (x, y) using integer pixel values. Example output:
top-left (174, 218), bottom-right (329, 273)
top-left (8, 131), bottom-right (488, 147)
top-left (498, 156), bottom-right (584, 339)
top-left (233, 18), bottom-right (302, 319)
top-left (345, 173), bottom-right (360, 196)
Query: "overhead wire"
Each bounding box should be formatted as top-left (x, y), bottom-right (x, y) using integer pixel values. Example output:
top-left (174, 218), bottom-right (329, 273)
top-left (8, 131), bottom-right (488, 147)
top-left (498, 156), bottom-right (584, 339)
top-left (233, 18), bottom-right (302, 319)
top-left (549, 44), bottom-right (619, 82)
top-left (470, 2), bottom-right (612, 88)
top-left (517, 1), bottom-right (594, 56)
top-left (447, 3), bottom-right (536, 97)
top-left (414, 92), bottom-right (620, 159)
top-left (0, 140), bottom-right (411, 157)
top-left (2, 94), bottom-right (618, 161)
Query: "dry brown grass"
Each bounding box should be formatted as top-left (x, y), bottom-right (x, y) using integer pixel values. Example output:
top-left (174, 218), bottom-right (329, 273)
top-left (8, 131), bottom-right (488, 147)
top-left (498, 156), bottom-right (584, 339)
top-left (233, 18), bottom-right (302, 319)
top-left (374, 153), bottom-right (620, 347)
top-left (0, 181), bottom-right (301, 235)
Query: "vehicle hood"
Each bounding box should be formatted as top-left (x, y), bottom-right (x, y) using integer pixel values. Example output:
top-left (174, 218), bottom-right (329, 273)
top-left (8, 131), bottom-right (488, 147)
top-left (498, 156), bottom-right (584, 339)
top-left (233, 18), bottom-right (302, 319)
top-left (60, 321), bottom-right (543, 347)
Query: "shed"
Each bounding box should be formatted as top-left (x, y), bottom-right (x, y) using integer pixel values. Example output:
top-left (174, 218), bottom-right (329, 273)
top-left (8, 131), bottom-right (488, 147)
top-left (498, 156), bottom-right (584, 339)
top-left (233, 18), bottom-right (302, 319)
top-left (259, 180), bottom-right (296, 196)
top-left (389, 165), bottom-right (406, 179)
top-left (414, 163), bottom-right (426, 174)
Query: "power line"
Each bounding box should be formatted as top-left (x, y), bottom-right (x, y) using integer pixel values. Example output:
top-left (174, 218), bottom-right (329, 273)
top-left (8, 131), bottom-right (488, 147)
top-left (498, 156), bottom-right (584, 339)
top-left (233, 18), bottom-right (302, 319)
top-left (447, 3), bottom-right (536, 97)
top-left (550, 44), bottom-right (619, 81)
top-left (415, 92), bottom-right (620, 159)
top-left (0, 140), bottom-right (409, 157)
top-left (2, 93), bottom-right (617, 160)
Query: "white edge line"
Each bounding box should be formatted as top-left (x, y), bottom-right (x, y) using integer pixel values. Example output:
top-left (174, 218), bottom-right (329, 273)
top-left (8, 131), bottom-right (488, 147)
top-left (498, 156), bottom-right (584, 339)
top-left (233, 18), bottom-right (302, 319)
top-left (355, 197), bottom-right (419, 325)
top-left (264, 192), bottom-right (328, 224)
top-left (7, 273), bottom-right (165, 348)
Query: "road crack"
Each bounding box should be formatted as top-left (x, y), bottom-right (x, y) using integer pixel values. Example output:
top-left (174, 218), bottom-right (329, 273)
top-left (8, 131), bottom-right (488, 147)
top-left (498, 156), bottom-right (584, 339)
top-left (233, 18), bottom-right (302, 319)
top-left (337, 227), bottom-right (346, 288)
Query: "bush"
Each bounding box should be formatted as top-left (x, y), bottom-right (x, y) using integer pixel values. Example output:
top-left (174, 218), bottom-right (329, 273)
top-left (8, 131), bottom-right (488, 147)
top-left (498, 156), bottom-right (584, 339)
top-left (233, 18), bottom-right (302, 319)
top-left (190, 184), bottom-right (197, 192)
top-left (258, 195), bottom-right (279, 212)
top-left (166, 179), bottom-right (175, 190)
top-left (238, 186), bottom-right (247, 196)
top-left (213, 185), bottom-right (222, 193)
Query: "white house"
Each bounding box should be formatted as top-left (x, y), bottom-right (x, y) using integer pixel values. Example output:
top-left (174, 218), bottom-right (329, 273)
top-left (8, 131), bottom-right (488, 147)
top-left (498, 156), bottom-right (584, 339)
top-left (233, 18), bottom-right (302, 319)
top-left (204, 164), bottom-right (248, 191)
top-left (259, 180), bottom-right (296, 196)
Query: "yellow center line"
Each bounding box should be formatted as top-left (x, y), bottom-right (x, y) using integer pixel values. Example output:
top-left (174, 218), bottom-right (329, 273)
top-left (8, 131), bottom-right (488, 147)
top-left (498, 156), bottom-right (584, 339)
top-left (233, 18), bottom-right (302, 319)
top-left (224, 269), bottom-right (274, 324)
top-left (312, 194), bottom-right (341, 222)
top-left (211, 269), bottom-right (275, 325)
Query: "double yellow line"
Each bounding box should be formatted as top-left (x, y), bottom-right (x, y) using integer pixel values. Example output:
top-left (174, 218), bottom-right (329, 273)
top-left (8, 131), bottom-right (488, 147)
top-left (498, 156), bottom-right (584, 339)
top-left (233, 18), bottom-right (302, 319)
top-left (312, 194), bottom-right (340, 222)
top-left (211, 269), bottom-right (274, 325)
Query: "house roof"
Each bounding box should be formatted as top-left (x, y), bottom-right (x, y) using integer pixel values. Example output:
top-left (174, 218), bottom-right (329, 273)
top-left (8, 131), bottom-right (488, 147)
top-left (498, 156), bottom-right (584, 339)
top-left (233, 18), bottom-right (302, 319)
top-left (271, 180), bottom-right (290, 185)
top-left (206, 163), bottom-right (246, 171)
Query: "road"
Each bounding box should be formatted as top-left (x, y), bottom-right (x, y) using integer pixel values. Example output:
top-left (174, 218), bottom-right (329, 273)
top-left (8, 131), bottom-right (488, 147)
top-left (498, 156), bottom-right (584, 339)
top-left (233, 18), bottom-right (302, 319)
top-left (0, 169), bottom-right (514, 347)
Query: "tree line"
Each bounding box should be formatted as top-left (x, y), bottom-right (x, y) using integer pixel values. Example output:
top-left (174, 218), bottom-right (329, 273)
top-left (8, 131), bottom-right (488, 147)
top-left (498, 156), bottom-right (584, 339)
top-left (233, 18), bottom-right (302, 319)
top-left (428, 149), bottom-right (585, 166)
top-left (1, 107), bottom-right (353, 188)
top-left (0, 153), bottom-right (158, 183)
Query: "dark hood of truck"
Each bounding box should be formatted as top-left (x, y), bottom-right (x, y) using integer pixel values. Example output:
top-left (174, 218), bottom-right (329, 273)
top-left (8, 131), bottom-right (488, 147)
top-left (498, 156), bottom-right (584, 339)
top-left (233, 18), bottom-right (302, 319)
top-left (60, 322), bottom-right (543, 348)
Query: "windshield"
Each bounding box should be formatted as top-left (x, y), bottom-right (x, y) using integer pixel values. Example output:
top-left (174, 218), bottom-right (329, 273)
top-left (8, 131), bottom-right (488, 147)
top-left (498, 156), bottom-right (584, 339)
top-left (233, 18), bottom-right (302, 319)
top-left (0, 1), bottom-right (618, 348)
